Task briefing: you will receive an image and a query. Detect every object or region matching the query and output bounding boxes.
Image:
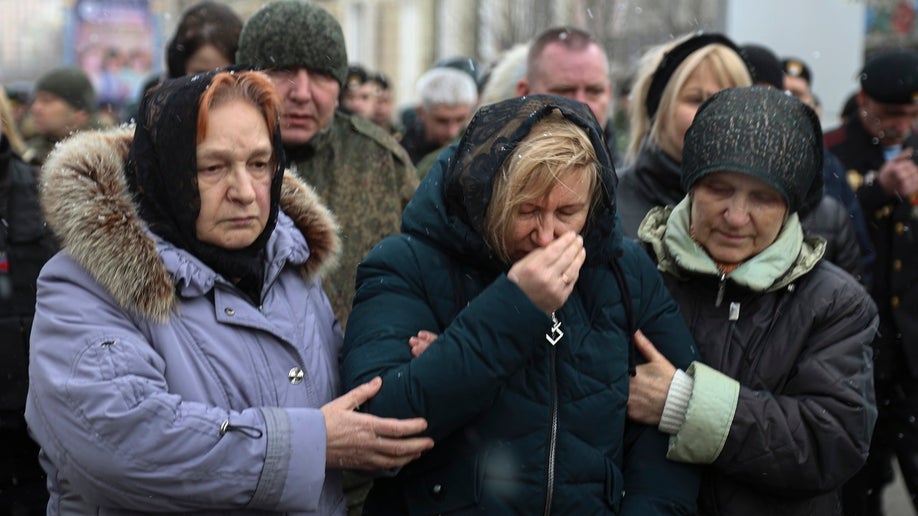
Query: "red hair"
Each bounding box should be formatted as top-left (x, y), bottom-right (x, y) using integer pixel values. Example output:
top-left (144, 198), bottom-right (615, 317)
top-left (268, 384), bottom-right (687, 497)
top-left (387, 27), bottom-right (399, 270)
top-left (196, 70), bottom-right (281, 144)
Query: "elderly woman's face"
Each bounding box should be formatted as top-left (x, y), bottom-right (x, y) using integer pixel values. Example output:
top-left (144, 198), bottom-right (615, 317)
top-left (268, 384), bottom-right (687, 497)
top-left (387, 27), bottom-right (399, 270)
top-left (690, 171), bottom-right (787, 264)
top-left (195, 99), bottom-right (274, 249)
top-left (508, 169), bottom-right (591, 262)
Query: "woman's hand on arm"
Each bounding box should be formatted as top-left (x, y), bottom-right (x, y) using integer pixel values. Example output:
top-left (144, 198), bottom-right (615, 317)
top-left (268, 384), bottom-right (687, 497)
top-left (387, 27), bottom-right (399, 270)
top-left (628, 330), bottom-right (677, 426)
top-left (507, 232), bottom-right (585, 314)
top-left (409, 330), bottom-right (439, 357)
top-left (321, 377), bottom-right (435, 470)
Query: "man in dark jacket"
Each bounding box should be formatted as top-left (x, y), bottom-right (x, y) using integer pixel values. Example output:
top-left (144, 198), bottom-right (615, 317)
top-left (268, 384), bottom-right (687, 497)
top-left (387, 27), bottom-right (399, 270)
top-left (1, 92), bottom-right (57, 515)
top-left (825, 49), bottom-right (918, 516)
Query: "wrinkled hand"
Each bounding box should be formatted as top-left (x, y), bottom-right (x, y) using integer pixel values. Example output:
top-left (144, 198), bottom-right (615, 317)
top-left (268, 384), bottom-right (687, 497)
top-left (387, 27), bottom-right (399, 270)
top-left (627, 330), bottom-right (677, 426)
top-left (877, 147), bottom-right (918, 198)
top-left (409, 330), bottom-right (439, 358)
top-left (322, 377), bottom-right (434, 470)
top-left (507, 232), bottom-right (586, 314)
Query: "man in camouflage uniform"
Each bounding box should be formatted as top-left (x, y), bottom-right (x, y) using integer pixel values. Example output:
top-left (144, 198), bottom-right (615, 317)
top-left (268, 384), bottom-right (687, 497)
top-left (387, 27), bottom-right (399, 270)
top-left (825, 50), bottom-right (918, 516)
top-left (237, 4), bottom-right (417, 514)
top-left (237, 0), bottom-right (417, 331)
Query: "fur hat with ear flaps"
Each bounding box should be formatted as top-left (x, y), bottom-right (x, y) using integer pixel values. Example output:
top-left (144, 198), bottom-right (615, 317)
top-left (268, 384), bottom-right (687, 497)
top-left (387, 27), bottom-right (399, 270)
top-left (681, 86), bottom-right (824, 214)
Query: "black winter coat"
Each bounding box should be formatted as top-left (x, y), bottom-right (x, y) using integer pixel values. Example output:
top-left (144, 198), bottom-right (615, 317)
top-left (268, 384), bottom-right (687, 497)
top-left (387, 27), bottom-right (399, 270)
top-left (0, 137), bottom-right (57, 492)
top-left (640, 205), bottom-right (878, 516)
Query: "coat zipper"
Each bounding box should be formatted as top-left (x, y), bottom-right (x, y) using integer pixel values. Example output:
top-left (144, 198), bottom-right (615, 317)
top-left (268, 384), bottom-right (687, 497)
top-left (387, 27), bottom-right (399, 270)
top-left (543, 313), bottom-right (561, 516)
top-left (715, 271), bottom-right (727, 307)
top-left (543, 344), bottom-right (558, 516)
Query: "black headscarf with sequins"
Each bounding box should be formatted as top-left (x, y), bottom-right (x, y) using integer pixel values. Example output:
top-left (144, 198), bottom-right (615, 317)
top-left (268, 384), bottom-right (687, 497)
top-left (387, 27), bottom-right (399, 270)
top-left (443, 94), bottom-right (620, 267)
top-left (125, 67), bottom-right (286, 302)
top-left (681, 86), bottom-right (823, 214)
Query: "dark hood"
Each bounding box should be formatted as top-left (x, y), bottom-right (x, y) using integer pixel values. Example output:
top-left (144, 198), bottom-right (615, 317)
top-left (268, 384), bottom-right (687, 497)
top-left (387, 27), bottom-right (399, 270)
top-left (401, 94), bottom-right (621, 273)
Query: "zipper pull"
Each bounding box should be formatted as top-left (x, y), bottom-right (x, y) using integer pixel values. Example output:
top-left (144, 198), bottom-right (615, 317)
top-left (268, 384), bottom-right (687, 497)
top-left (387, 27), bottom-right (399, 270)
top-left (715, 271), bottom-right (726, 307)
top-left (545, 312), bottom-right (563, 346)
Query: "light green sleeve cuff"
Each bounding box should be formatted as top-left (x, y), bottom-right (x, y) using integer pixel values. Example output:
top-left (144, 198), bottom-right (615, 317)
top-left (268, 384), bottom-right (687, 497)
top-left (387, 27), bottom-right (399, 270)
top-left (666, 361), bottom-right (740, 464)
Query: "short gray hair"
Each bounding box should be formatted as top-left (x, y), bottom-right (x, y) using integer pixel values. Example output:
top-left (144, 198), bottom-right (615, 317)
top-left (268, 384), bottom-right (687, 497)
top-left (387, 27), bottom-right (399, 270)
top-left (416, 67), bottom-right (478, 111)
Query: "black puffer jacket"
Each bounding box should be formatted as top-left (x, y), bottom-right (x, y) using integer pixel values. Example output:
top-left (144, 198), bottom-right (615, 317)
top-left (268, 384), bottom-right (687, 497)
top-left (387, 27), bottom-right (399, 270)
top-left (639, 204), bottom-right (878, 515)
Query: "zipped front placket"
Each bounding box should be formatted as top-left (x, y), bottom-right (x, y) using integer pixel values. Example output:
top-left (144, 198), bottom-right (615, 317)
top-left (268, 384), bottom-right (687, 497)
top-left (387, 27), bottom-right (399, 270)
top-left (543, 312), bottom-right (562, 515)
top-left (715, 271), bottom-right (727, 307)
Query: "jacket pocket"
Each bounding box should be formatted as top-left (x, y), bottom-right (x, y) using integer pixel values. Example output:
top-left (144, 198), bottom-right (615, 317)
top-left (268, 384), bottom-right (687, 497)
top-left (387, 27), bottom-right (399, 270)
top-left (605, 459), bottom-right (624, 513)
top-left (403, 452), bottom-right (481, 515)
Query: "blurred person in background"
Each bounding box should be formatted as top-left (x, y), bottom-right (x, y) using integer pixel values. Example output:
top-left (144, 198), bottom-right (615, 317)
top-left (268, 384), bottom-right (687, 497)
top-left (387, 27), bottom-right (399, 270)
top-left (616, 32), bottom-right (752, 237)
top-left (826, 49), bottom-right (918, 516)
top-left (738, 42), bottom-right (865, 280)
top-left (23, 66), bottom-right (106, 165)
top-left (400, 66), bottom-right (477, 166)
top-left (339, 64), bottom-right (377, 120)
top-left (0, 83), bottom-right (57, 516)
top-left (782, 57), bottom-right (817, 108)
top-left (411, 43), bottom-right (530, 178)
top-left (367, 71), bottom-right (400, 138)
top-left (517, 26), bottom-right (621, 167)
top-left (4, 83), bottom-right (34, 140)
top-left (166, 1), bottom-right (242, 79)
top-left (477, 43), bottom-right (529, 108)
top-left (774, 55), bottom-right (876, 286)
top-left (122, 1), bottom-right (244, 124)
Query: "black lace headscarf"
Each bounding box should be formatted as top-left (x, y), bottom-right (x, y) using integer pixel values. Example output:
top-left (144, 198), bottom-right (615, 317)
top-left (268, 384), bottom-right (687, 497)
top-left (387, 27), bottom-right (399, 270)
top-left (444, 94), bottom-right (620, 268)
top-left (125, 67), bottom-right (286, 303)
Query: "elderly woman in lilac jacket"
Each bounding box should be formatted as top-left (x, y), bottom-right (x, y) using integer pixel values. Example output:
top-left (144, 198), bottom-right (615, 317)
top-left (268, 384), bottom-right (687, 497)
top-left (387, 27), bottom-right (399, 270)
top-left (24, 69), bottom-right (432, 515)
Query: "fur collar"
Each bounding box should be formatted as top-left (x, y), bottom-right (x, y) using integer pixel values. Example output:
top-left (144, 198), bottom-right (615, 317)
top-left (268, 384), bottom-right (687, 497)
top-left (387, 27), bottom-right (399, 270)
top-left (40, 127), bottom-right (340, 321)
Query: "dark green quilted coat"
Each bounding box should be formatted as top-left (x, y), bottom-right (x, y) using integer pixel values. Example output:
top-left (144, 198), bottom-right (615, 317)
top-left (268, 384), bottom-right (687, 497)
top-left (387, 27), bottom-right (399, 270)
top-left (342, 96), bottom-right (700, 515)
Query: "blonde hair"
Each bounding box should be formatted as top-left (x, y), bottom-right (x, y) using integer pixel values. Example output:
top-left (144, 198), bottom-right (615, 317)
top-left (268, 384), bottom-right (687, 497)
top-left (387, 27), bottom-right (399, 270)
top-left (479, 43), bottom-right (529, 108)
top-left (484, 111), bottom-right (600, 263)
top-left (626, 34), bottom-right (751, 163)
top-left (0, 84), bottom-right (27, 156)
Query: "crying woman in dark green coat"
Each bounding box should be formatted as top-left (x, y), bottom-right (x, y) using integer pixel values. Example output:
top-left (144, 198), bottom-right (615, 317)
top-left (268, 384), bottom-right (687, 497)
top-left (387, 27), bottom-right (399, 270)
top-left (342, 94), bottom-right (701, 515)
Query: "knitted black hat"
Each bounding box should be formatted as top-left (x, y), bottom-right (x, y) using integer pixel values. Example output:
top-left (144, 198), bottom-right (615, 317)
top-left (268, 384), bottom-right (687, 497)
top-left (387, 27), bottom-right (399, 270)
top-left (236, 0), bottom-right (348, 86)
top-left (682, 86), bottom-right (823, 214)
top-left (645, 32), bottom-right (746, 119)
top-left (860, 49), bottom-right (918, 105)
top-left (740, 44), bottom-right (784, 90)
top-left (35, 67), bottom-right (96, 112)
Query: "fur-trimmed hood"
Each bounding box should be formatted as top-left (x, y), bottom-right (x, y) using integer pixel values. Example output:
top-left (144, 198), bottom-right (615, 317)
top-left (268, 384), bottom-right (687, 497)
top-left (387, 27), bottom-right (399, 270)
top-left (40, 126), bottom-right (340, 321)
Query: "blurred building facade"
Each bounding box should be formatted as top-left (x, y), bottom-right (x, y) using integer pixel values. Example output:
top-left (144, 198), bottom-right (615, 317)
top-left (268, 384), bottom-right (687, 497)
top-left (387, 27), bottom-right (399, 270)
top-left (0, 0), bottom-right (912, 114)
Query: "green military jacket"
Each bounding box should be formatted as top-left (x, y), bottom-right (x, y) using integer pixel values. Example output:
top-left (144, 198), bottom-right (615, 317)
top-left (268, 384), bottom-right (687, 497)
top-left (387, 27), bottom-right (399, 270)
top-left (286, 111), bottom-right (417, 328)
